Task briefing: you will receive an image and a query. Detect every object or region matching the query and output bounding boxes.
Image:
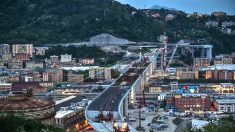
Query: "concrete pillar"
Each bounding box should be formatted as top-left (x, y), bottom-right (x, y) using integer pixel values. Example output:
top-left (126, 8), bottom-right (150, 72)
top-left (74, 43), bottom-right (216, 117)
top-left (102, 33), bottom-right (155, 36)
top-left (141, 76), bottom-right (145, 92)
top-left (200, 48), bottom-right (205, 58)
top-left (192, 48), bottom-right (194, 58)
top-left (123, 97), bottom-right (128, 117)
top-left (120, 102), bottom-right (124, 117)
top-left (209, 47), bottom-right (212, 60)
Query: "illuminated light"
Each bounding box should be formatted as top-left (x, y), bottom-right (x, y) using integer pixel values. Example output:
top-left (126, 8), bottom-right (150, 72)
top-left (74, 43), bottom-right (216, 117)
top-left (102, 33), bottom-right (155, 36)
top-left (114, 123), bottom-right (118, 128)
top-left (122, 122), bottom-right (127, 129)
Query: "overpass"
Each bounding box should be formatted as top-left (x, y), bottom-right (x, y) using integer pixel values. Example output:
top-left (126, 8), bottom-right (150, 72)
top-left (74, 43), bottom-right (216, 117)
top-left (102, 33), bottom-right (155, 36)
top-left (85, 52), bottom-right (160, 131)
top-left (127, 43), bottom-right (213, 60)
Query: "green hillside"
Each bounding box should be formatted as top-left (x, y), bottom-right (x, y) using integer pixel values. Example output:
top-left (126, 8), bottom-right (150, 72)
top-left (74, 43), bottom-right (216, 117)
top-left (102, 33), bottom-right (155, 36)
top-left (0, 0), bottom-right (162, 44)
top-left (0, 0), bottom-right (234, 54)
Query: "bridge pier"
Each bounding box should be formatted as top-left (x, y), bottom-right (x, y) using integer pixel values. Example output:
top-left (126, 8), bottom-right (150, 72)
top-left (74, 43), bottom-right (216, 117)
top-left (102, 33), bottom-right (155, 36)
top-left (120, 96), bottom-right (129, 120)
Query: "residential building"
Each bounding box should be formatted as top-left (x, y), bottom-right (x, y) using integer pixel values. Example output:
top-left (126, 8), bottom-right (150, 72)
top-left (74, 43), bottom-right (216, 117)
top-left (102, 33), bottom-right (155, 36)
top-left (205, 21), bottom-right (218, 27)
top-left (79, 58), bottom-right (95, 65)
top-left (26, 61), bottom-right (44, 69)
top-left (8, 61), bottom-right (23, 69)
top-left (0, 54), bottom-right (11, 62)
top-left (0, 82), bottom-right (12, 92)
top-left (0, 44), bottom-right (10, 55)
top-left (15, 53), bottom-right (30, 61)
top-left (12, 44), bottom-right (33, 57)
top-left (176, 67), bottom-right (198, 79)
top-left (47, 69), bottom-right (63, 83)
top-left (0, 74), bottom-right (9, 82)
top-left (34, 47), bottom-right (49, 55)
top-left (222, 21), bottom-right (235, 28)
top-left (193, 58), bottom-right (210, 67)
top-left (50, 55), bottom-right (59, 62)
top-left (212, 12), bottom-right (226, 17)
top-left (214, 54), bottom-right (233, 65)
top-left (148, 85), bottom-right (170, 93)
top-left (170, 81), bottom-right (179, 92)
top-left (67, 71), bottom-right (84, 83)
top-left (41, 72), bottom-right (49, 82)
top-left (8, 76), bottom-right (20, 83)
top-left (60, 54), bottom-right (72, 62)
top-left (11, 82), bottom-right (46, 93)
top-left (199, 64), bottom-right (235, 80)
top-left (89, 68), bottom-right (111, 80)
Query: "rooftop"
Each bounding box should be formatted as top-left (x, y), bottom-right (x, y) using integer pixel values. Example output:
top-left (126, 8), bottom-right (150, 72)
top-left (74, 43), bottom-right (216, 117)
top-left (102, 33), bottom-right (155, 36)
top-left (200, 64), bottom-right (235, 71)
top-left (55, 106), bottom-right (84, 119)
top-left (55, 96), bottom-right (83, 111)
top-left (0, 94), bottom-right (54, 111)
top-left (216, 99), bottom-right (235, 104)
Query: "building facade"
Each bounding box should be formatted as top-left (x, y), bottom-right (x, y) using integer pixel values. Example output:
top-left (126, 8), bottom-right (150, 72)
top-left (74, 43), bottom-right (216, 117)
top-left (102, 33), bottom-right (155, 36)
top-left (79, 58), bottom-right (95, 65)
top-left (0, 44), bottom-right (10, 55)
top-left (214, 99), bottom-right (235, 113)
top-left (61, 54), bottom-right (72, 62)
top-left (193, 58), bottom-right (210, 67)
top-left (89, 68), bottom-right (111, 80)
top-left (67, 72), bottom-right (84, 83)
top-left (174, 94), bottom-right (211, 111)
top-left (0, 82), bottom-right (12, 92)
top-left (12, 44), bottom-right (33, 57)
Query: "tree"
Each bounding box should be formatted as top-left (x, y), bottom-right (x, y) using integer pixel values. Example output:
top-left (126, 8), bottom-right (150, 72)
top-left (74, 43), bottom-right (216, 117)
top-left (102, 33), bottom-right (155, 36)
top-left (0, 115), bottom-right (63, 132)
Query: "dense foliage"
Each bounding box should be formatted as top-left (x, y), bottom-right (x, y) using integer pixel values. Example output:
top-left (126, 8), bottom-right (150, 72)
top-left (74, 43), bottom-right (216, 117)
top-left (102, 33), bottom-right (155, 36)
top-left (0, 0), bottom-right (234, 54)
top-left (0, 115), bottom-right (63, 132)
top-left (0, 0), bottom-right (162, 44)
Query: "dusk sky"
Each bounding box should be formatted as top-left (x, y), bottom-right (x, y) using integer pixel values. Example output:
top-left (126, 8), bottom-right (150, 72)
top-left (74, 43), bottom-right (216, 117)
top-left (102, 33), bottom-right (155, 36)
top-left (116, 0), bottom-right (235, 15)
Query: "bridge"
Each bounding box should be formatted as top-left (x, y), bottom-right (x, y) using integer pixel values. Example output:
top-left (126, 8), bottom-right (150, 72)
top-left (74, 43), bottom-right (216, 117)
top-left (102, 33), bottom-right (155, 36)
top-left (85, 51), bottom-right (160, 131)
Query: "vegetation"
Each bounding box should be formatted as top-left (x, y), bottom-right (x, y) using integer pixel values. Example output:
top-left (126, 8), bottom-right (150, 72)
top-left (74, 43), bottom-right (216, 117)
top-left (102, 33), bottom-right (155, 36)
top-left (184, 116), bottom-right (235, 132)
top-left (0, 0), bottom-right (162, 44)
top-left (0, 115), bottom-right (63, 132)
top-left (111, 69), bottom-right (120, 79)
top-left (36, 45), bottom-right (123, 66)
top-left (0, 0), bottom-right (234, 55)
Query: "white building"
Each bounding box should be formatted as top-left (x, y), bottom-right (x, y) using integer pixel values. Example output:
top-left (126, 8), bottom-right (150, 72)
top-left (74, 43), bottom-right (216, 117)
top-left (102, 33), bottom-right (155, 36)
top-left (215, 99), bottom-right (235, 113)
top-left (60, 54), bottom-right (72, 62)
top-left (12, 44), bottom-right (33, 57)
top-left (205, 21), bottom-right (218, 27)
top-left (25, 61), bottom-right (44, 69)
top-left (222, 21), bottom-right (235, 28)
top-left (89, 68), bottom-right (111, 80)
top-left (34, 47), bottom-right (49, 55)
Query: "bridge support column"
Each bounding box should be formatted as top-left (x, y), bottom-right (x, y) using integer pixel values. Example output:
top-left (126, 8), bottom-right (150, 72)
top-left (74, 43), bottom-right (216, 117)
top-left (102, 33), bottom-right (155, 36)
top-left (141, 76), bottom-right (145, 92)
top-left (122, 97), bottom-right (128, 118)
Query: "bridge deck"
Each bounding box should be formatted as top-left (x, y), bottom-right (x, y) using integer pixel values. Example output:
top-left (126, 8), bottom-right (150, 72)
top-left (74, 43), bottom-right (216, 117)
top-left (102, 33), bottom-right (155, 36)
top-left (87, 64), bottom-right (148, 112)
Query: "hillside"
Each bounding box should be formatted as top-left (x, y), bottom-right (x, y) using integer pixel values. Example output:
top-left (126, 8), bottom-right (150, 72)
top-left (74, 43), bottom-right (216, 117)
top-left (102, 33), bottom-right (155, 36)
top-left (0, 0), bottom-right (234, 54)
top-left (0, 0), bottom-right (162, 44)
